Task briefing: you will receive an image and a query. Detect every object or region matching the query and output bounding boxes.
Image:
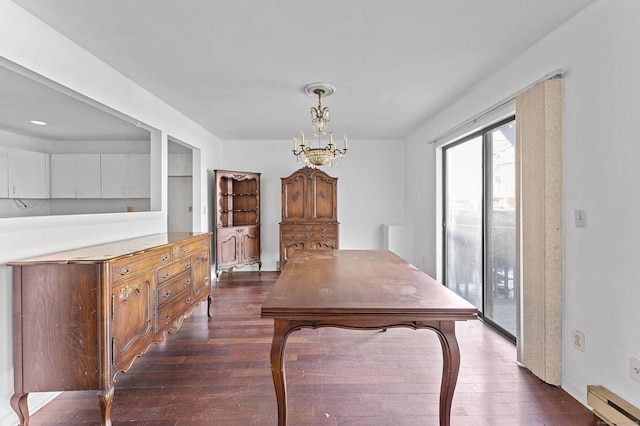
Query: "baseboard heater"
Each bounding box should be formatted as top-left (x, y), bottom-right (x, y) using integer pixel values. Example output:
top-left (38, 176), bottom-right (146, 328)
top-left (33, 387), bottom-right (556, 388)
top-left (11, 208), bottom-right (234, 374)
top-left (587, 385), bottom-right (640, 425)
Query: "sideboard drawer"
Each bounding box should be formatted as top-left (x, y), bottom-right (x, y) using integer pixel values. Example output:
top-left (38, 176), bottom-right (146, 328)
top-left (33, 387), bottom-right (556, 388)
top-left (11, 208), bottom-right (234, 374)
top-left (111, 249), bottom-right (172, 282)
top-left (156, 289), bottom-right (193, 332)
top-left (281, 224), bottom-right (337, 234)
top-left (173, 236), bottom-right (209, 260)
top-left (157, 270), bottom-right (193, 308)
top-left (157, 257), bottom-right (192, 285)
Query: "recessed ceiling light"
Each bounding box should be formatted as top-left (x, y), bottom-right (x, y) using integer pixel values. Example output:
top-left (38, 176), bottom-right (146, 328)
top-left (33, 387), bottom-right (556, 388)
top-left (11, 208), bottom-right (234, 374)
top-left (30, 120), bottom-right (47, 126)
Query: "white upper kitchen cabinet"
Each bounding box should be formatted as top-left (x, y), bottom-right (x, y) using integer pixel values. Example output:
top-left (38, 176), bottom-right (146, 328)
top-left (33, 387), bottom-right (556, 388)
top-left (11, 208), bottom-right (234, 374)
top-left (0, 147), bottom-right (8, 198)
top-left (168, 153), bottom-right (192, 177)
top-left (101, 154), bottom-right (150, 199)
top-left (128, 154), bottom-right (151, 198)
top-left (8, 148), bottom-right (50, 199)
top-left (51, 154), bottom-right (102, 198)
top-left (76, 154), bottom-right (102, 198)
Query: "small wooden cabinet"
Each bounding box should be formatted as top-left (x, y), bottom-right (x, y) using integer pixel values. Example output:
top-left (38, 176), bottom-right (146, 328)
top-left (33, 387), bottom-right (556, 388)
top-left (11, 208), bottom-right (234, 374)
top-left (9, 232), bottom-right (211, 426)
top-left (279, 167), bottom-right (339, 270)
top-left (214, 170), bottom-right (261, 279)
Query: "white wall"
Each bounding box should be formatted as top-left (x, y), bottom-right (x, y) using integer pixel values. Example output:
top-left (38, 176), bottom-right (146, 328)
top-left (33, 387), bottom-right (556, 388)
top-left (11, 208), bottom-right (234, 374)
top-left (0, 2), bottom-right (222, 424)
top-left (220, 138), bottom-right (406, 271)
top-left (3, 0), bottom-right (638, 423)
top-left (405, 0), bottom-right (640, 409)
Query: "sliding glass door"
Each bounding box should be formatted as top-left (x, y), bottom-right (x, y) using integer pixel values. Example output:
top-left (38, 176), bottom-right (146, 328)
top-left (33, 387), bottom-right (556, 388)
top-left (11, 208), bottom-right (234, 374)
top-left (443, 118), bottom-right (516, 340)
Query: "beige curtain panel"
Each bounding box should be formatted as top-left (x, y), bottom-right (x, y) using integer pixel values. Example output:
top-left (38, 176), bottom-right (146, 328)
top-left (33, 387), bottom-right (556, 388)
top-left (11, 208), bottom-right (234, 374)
top-left (515, 78), bottom-right (563, 385)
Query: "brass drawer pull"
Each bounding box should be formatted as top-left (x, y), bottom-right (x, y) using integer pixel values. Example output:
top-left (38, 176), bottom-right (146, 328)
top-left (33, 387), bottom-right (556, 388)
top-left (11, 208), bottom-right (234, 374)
top-left (163, 312), bottom-right (171, 321)
top-left (160, 254), bottom-right (169, 261)
top-left (162, 290), bottom-right (171, 298)
top-left (184, 297), bottom-right (191, 304)
top-left (117, 266), bottom-right (131, 276)
top-left (183, 247), bottom-right (189, 253)
top-left (184, 262), bottom-right (191, 268)
top-left (184, 278), bottom-right (191, 286)
top-left (161, 271), bottom-right (171, 279)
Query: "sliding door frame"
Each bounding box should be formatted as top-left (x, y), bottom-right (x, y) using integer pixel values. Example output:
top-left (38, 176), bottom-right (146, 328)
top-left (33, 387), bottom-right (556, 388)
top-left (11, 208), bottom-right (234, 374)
top-left (442, 115), bottom-right (516, 343)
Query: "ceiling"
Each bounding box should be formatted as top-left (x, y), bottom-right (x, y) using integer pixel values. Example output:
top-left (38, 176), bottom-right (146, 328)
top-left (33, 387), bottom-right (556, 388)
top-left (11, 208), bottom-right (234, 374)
top-left (7, 0), bottom-right (595, 141)
top-left (0, 64), bottom-right (149, 141)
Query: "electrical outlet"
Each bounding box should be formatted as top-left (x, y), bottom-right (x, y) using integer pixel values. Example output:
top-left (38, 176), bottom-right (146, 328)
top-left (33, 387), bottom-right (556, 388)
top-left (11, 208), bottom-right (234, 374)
top-left (631, 357), bottom-right (640, 383)
top-left (572, 329), bottom-right (585, 352)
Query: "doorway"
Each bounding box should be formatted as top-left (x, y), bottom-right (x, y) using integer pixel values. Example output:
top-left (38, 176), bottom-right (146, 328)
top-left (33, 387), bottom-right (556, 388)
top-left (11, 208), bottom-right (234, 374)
top-left (167, 139), bottom-right (193, 232)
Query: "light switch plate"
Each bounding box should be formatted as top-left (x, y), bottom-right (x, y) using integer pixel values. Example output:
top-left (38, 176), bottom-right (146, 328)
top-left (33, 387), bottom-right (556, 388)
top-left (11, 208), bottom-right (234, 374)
top-left (575, 209), bottom-right (587, 228)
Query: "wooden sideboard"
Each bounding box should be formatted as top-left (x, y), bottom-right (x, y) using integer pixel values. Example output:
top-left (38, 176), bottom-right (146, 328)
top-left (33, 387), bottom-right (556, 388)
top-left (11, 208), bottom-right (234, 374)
top-left (279, 167), bottom-right (339, 270)
top-left (8, 232), bottom-right (212, 426)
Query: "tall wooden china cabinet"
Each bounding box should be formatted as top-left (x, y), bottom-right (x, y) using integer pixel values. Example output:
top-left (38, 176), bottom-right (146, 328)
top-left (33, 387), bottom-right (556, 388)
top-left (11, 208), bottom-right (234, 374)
top-left (214, 170), bottom-right (261, 279)
top-left (279, 167), bottom-right (339, 270)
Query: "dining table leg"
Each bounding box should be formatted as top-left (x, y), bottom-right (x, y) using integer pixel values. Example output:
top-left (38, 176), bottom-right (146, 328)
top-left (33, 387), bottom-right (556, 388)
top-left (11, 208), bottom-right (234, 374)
top-left (434, 321), bottom-right (461, 426)
top-left (270, 319), bottom-right (292, 426)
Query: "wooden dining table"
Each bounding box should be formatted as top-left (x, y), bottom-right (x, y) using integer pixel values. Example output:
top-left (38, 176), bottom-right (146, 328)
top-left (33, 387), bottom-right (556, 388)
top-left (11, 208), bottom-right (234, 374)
top-left (261, 250), bottom-right (478, 426)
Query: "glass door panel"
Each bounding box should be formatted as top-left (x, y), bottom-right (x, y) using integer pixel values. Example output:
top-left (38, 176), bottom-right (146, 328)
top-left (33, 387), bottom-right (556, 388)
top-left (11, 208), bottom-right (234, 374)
top-left (444, 136), bottom-right (483, 309)
top-left (484, 122), bottom-right (516, 336)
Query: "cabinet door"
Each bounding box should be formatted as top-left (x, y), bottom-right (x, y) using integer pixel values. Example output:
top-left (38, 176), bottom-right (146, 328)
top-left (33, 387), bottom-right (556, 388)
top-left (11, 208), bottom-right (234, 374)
top-left (281, 173), bottom-right (308, 221)
top-left (51, 154), bottom-right (101, 199)
top-left (240, 226), bottom-right (260, 263)
top-left (101, 154), bottom-right (129, 198)
top-left (128, 154), bottom-right (150, 198)
top-left (101, 154), bottom-right (150, 199)
top-left (281, 239), bottom-right (306, 268)
top-left (76, 154), bottom-right (102, 198)
top-left (8, 148), bottom-right (50, 198)
top-left (50, 154), bottom-right (77, 198)
top-left (168, 153), bottom-right (192, 177)
top-left (111, 271), bottom-right (154, 370)
top-left (0, 147), bottom-right (8, 198)
top-left (216, 227), bottom-right (240, 268)
top-left (311, 173), bottom-right (337, 221)
top-left (192, 248), bottom-right (211, 301)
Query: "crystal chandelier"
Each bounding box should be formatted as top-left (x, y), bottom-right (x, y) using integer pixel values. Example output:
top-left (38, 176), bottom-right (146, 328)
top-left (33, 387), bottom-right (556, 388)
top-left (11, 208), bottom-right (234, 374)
top-left (292, 83), bottom-right (348, 168)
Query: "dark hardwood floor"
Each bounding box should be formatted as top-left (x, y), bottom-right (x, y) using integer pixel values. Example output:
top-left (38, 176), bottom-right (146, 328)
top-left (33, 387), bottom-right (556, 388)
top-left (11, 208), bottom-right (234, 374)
top-left (27, 271), bottom-right (599, 425)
